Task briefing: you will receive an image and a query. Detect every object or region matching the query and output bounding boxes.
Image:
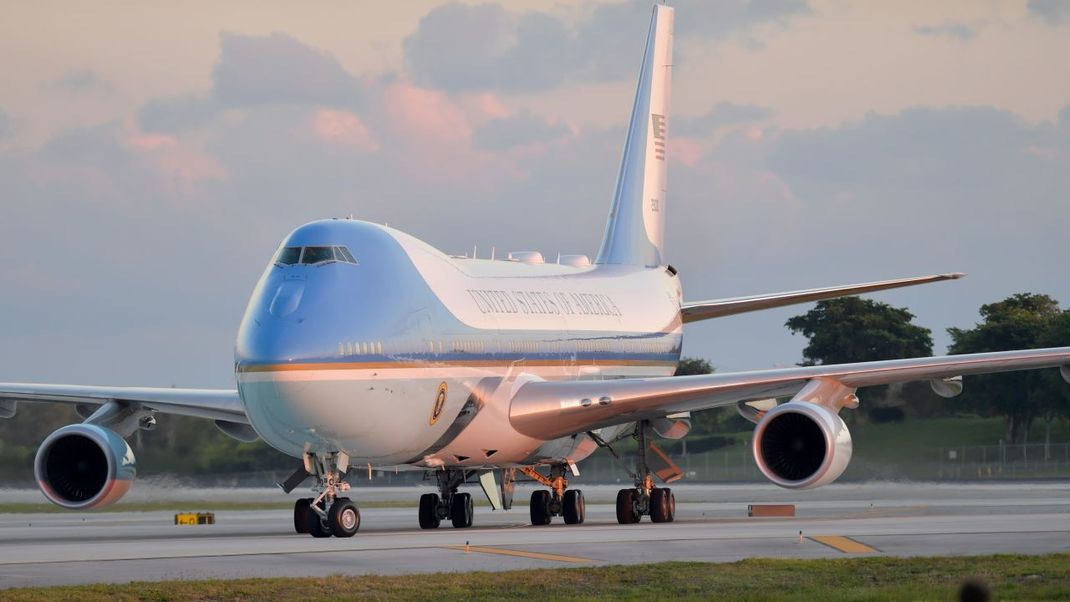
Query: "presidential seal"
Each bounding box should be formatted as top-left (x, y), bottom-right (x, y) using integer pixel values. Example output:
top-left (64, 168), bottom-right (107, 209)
top-left (430, 382), bottom-right (448, 425)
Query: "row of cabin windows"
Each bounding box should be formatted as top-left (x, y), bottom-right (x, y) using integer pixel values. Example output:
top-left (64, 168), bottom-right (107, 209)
top-left (276, 246), bottom-right (358, 266)
top-left (336, 338), bottom-right (671, 357)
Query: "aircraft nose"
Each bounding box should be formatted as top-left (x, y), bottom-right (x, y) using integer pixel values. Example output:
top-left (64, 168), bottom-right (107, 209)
top-left (268, 279), bottom-right (306, 317)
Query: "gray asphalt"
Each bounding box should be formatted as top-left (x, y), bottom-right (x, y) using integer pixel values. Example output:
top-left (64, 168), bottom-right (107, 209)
top-left (0, 482), bottom-right (1068, 589)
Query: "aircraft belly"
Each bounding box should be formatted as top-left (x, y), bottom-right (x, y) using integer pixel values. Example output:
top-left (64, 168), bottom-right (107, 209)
top-left (238, 373), bottom-right (470, 464)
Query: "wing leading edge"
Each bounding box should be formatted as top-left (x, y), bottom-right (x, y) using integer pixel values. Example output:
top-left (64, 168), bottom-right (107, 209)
top-left (680, 273), bottom-right (965, 323)
top-left (0, 383), bottom-right (246, 423)
top-left (508, 347), bottom-right (1070, 440)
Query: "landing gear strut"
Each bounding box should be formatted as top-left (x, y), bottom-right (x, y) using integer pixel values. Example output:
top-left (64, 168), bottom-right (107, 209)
top-left (522, 464), bottom-right (585, 526)
top-left (419, 469), bottom-right (474, 529)
top-left (293, 452), bottom-right (361, 538)
top-left (615, 421), bottom-right (675, 524)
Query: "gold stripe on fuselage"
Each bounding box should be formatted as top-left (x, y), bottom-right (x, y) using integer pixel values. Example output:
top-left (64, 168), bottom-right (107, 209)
top-left (237, 359), bottom-right (677, 373)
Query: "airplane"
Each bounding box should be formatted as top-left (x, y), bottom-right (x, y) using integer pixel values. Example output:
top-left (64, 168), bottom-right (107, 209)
top-left (2, 4), bottom-right (1069, 539)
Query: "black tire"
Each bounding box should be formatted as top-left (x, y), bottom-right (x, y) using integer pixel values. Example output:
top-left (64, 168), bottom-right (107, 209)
top-left (293, 498), bottom-right (312, 534)
top-left (327, 498), bottom-right (360, 537)
top-left (563, 489), bottom-right (585, 525)
top-left (665, 488), bottom-right (676, 522)
top-left (306, 503), bottom-right (332, 538)
top-left (419, 493), bottom-right (441, 529)
top-left (451, 492), bottom-right (474, 528)
top-left (530, 490), bottom-right (552, 526)
top-left (650, 489), bottom-right (669, 523)
top-left (616, 488), bottom-right (640, 524)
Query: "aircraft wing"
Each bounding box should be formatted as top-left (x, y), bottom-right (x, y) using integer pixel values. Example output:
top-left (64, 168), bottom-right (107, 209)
top-left (508, 347), bottom-right (1070, 440)
top-left (680, 273), bottom-right (965, 323)
top-left (0, 383), bottom-right (246, 423)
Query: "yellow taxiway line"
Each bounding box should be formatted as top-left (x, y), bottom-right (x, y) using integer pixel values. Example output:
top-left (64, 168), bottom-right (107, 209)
top-left (445, 545), bottom-right (592, 564)
top-left (809, 535), bottom-right (879, 554)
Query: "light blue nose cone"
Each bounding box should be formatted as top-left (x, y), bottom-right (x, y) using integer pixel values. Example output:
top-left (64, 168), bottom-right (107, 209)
top-left (269, 280), bottom-right (305, 317)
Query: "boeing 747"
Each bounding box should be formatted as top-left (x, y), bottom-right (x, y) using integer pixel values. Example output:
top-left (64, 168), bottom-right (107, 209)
top-left (3, 5), bottom-right (1068, 538)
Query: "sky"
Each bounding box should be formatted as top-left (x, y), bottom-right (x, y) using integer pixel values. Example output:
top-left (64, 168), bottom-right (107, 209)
top-left (1, 0), bottom-right (1069, 388)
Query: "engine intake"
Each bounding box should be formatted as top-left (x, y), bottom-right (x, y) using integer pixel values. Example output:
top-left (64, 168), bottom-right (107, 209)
top-left (34, 424), bottom-right (136, 510)
top-left (752, 401), bottom-right (852, 489)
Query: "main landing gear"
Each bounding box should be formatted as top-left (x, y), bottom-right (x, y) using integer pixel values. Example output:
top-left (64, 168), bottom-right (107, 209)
top-left (521, 464), bottom-right (586, 526)
top-left (419, 469), bottom-right (474, 529)
top-left (613, 422), bottom-right (675, 524)
top-left (292, 452), bottom-right (361, 538)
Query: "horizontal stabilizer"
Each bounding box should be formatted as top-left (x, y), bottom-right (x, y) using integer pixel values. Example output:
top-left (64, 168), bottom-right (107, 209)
top-left (681, 273), bottom-right (965, 323)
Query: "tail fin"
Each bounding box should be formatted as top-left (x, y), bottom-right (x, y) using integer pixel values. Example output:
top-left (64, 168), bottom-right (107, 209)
top-left (595, 4), bottom-right (673, 268)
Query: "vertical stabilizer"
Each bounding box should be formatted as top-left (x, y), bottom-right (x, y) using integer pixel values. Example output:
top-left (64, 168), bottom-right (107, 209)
top-left (595, 4), bottom-right (673, 268)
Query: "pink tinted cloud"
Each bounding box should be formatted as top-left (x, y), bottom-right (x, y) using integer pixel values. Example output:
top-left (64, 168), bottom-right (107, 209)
top-left (122, 120), bottom-right (227, 195)
top-left (383, 82), bottom-right (473, 146)
top-left (671, 137), bottom-right (704, 167)
top-left (310, 108), bottom-right (379, 152)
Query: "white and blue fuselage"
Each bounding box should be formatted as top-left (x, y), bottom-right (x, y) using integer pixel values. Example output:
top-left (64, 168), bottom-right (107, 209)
top-left (235, 220), bottom-right (683, 469)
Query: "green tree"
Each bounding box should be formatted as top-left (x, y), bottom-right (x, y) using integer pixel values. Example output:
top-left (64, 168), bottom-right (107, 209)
top-left (786, 297), bottom-right (934, 366)
top-left (673, 357), bottom-right (720, 436)
top-left (948, 293), bottom-right (1070, 446)
top-left (785, 297), bottom-right (934, 421)
top-left (674, 357), bottom-right (713, 377)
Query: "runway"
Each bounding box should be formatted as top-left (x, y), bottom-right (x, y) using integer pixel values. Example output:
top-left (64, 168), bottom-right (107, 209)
top-left (0, 482), bottom-right (1067, 589)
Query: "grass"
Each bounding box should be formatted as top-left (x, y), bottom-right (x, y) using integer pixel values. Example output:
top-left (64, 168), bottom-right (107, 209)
top-left (3, 554), bottom-right (1069, 601)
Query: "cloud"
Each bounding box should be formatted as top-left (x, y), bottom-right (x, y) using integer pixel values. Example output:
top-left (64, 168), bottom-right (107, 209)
top-left (1028, 0), bottom-right (1070, 25)
top-left (912, 20), bottom-right (979, 41)
top-left (676, 101), bottom-right (774, 136)
top-left (403, 1), bottom-right (812, 92)
top-left (472, 110), bottom-right (570, 150)
top-left (1060, 104), bottom-right (1070, 124)
top-left (50, 68), bottom-right (113, 93)
top-left (0, 108), bottom-right (13, 140)
top-left (139, 32), bottom-right (367, 133)
top-left (137, 96), bottom-right (220, 134)
top-left (212, 31), bottom-right (364, 106)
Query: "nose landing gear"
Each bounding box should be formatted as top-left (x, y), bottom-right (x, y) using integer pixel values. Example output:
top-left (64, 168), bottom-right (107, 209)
top-left (418, 469), bottom-right (474, 529)
top-left (293, 452), bottom-right (361, 538)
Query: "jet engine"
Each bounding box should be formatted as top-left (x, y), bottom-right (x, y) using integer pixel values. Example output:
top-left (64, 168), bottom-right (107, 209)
top-left (751, 401), bottom-right (852, 489)
top-left (34, 424), bottom-right (136, 509)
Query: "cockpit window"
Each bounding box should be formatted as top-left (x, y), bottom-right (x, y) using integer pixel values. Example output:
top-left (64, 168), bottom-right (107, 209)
top-left (275, 247), bottom-right (301, 265)
top-left (300, 246), bottom-right (335, 264)
top-left (276, 245), bottom-right (358, 267)
top-left (337, 246), bottom-right (358, 264)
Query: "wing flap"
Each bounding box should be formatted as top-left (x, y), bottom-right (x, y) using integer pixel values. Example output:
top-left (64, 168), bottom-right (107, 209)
top-left (0, 383), bottom-right (246, 423)
top-left (681, 273), bottom-right (965, 323)
top-left (509, 347), bottom-right (1070, 440)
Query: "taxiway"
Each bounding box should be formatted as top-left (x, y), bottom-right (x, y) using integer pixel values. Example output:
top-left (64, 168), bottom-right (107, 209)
top-left (0, 482), bottom-right (1067, 589)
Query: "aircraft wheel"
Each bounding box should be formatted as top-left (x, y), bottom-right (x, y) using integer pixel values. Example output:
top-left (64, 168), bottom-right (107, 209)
top-left (650, 489), bottom-right (670, 523)
top-left (293, 497), bottom-right (312, 534)
top-left (563, 489), bottom-right (585, 525)
top-left (328, 497), bottom-right (360, 537)
top-left (306, 503), bottom-right (332, 538)
top-left (419, 493), bottom-right (441, 529)
top-left (616, 488), bottom-right (641, 524)
top-left (530, 490), bottom-right (553, 526)
top-left (451, 492), bottom-right (474, 528)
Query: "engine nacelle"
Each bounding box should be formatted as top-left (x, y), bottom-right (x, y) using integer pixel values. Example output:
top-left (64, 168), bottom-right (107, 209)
top-left (34, 424), bottom-right (136, 510)
top-left (752, 401), bottom-right (852, 489)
